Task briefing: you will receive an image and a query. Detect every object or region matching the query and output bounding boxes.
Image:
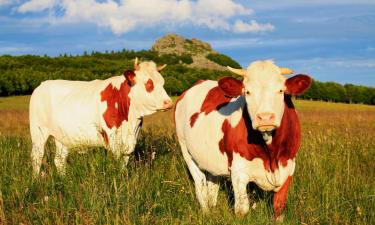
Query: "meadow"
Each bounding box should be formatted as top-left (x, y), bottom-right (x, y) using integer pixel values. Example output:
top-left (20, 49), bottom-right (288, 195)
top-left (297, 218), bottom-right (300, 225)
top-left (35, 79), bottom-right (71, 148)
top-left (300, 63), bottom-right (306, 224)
top-left (0, 96), bottom-right (374, 224)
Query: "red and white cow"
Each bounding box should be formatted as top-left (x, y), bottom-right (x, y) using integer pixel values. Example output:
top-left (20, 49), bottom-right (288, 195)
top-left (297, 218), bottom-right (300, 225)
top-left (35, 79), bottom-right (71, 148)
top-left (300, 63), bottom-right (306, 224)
top-left (30, 58), bottom-right (172, 176)
top-left (175, 60), bottom-right (311, 221)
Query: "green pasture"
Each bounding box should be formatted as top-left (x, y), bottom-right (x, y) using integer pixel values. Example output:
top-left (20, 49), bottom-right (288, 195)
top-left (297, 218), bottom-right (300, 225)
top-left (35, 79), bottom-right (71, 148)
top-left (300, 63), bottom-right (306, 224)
top-left (0, 96), bottom-right (374, 224)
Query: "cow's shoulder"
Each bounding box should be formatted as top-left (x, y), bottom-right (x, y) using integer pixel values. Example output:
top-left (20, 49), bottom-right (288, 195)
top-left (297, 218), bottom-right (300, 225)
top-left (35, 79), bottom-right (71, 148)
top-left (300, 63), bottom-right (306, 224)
top-left (100, 76), bottom-right (132, 129)
top-left (180, 80), bottom-right (217, 101)
top-left (175, 80), bottom-right (216, 123)
top-left (187, 80), bottom-right (244, 128)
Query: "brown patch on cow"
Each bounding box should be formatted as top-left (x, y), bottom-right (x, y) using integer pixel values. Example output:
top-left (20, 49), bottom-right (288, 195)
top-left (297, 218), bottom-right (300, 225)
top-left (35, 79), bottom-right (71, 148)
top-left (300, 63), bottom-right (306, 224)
top-left (100, 81), bottom-right (131, 129)
top-left (145, 79), bottom-right (154, 93)
top-left (174, 80), bottom-right (206, 124)
top-left (273, 176), bottom-right (292, 218)
top-left (201, 86), bottom-right (232, 115)
top-left (190, 112), bottom-right (200, 127)
top-left (219, 96), bottom-right (301, 171)
top-left (100, 129), bottom-right (109, 145)
top-left (219, 112), bottom-right (265, 168)
top-left (189, 85), bottom-right (233, 128)
top-left (269, 96), bottom-right (301, 167)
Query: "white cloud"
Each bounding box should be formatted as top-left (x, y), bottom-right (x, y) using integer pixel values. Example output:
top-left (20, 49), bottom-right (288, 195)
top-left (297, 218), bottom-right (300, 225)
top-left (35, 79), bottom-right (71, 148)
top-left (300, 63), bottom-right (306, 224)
top-left (233, 20), bottom-right (275, 33)
top-left (18, 0), bottom-right (56, 12)
top-left (194, 0), bottom-right (252, 18)
top-left (0, 0), bottom-right (12, 6)
top-left (16, 0), bottom-right (273, 35)
top-left (0, 46), bottom-right (34, 54)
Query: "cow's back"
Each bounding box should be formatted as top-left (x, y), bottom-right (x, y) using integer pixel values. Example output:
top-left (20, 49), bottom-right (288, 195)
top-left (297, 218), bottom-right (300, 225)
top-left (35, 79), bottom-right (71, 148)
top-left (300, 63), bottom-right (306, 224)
top-left (30, 79), bottom-right (109, 147)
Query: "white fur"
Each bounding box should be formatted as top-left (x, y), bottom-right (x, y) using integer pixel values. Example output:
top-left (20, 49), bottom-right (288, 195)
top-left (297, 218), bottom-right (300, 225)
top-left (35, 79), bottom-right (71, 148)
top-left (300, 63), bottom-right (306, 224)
top-left (30, 61), bottom-right (171, 176)
top-left (243, 60), bottom-right (287, 130)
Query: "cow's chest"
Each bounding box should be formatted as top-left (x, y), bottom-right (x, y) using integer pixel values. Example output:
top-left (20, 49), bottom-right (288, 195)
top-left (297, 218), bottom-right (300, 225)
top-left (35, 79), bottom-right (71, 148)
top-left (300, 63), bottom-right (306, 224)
top-left (232, 155), bottom-right (296, 192)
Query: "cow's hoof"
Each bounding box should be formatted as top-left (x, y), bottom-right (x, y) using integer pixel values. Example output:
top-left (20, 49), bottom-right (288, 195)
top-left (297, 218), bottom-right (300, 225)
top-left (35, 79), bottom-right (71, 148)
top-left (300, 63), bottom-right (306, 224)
top-left (251, 202), bottom-right (257, 210)
top-left (40, 171), bottom-right (46, 178)
top-left (200, 205), bottom-right (210, 214)
top-left (235, 209), bottom-right (248, 218)
top-left (275, 214), bottom-right (285, 223)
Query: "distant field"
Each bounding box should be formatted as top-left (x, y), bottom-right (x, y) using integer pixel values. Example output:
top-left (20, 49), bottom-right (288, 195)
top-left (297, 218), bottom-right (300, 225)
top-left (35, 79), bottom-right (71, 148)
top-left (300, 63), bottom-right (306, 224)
top-left (0, 96), bottom-right (374, 224)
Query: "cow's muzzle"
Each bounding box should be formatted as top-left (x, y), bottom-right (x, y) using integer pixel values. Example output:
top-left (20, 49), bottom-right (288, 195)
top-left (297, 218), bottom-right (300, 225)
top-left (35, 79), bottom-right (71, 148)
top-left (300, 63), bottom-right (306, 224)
top-left (157, 99), bottom-right (173, 112)
top-left (256, 112), bottom-right (277, 132)
top-left (257, 125), bottom-right (277, 132)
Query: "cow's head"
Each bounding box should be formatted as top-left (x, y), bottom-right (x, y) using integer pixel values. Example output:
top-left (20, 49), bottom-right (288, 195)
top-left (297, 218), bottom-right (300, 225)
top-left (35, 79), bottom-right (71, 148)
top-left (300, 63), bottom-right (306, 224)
top-left (221, 60), bottom-right (311, 142)
top-left (126, 58), bottom-right (173, 115)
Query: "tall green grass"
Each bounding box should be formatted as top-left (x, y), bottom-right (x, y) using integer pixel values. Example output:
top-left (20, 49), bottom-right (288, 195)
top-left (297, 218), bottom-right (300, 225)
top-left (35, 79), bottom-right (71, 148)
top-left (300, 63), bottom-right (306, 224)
top-left (0, 96), bottom-right (374, 224)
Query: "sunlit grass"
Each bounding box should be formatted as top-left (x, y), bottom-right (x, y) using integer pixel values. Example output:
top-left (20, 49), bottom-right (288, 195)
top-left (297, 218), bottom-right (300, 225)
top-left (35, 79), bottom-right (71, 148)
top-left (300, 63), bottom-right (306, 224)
top-left (0, 95), bottom-right (374, 224)
top-left (0, 95), bottom-right (30, 111)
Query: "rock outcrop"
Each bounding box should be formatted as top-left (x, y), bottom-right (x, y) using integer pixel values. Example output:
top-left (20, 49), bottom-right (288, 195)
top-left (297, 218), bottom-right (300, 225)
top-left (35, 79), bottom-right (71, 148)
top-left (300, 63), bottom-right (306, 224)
top-left (151, 33), bottom-right (227, 71)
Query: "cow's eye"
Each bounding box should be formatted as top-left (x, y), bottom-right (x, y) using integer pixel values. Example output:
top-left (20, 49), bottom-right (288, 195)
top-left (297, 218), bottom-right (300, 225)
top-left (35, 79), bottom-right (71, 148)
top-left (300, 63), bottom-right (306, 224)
top-left (279, 89), bottom-right (284, 94)
top-left (245, 90), bottom-right (251, 95)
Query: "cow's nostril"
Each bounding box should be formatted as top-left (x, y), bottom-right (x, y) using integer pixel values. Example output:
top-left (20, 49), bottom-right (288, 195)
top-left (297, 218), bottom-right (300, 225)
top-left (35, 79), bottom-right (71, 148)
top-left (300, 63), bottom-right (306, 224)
top-left (163, 100), bottom-right (173, 109)
top-left (257, 113), bottom-right (275, 122)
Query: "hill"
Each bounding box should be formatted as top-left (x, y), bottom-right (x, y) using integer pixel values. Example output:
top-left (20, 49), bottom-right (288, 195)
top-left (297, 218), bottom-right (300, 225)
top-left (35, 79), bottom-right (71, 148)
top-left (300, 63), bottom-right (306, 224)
top-left (0, 34), bottom-right (374, 104)
top-left (151, 33), bottom-right (240, 70)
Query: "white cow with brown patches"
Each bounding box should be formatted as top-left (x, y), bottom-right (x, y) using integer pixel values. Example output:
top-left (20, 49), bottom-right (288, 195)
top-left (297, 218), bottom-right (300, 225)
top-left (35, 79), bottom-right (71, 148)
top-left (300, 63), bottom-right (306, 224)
top-left (175, 60), bottom-right (311, 221)
top-left (29, 58), bottom-right (172, 176)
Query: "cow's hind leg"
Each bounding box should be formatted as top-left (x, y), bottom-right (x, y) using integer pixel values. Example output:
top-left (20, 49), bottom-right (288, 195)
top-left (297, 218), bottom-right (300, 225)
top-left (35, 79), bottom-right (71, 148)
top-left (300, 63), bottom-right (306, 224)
top-left (206, 174), bottom-right (220, 207)
top-left (54, 140), bottom-right (69, 175)
top-left (179, 140), bottom-right (210, 211)
top-left (30, 126), bottom-right (49, 177)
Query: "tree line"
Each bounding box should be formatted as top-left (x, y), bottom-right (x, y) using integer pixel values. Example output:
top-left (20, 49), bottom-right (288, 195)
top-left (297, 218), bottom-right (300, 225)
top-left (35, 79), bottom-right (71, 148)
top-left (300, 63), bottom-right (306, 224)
top-left (0, 50), bottom-right (374, 105)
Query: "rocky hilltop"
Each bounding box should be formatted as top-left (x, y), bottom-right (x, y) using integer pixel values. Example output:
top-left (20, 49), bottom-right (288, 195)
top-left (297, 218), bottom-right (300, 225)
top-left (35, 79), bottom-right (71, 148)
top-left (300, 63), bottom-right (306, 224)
top-left (152, 33), bottom-right (215, 55)
top-left (151, 34), bottom-right (238, 71)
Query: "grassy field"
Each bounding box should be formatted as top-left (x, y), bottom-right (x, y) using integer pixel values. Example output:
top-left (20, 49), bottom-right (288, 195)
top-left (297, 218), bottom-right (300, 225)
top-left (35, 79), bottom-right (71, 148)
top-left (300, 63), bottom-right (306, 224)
top-left (0, 96), bottom-right (374, 224)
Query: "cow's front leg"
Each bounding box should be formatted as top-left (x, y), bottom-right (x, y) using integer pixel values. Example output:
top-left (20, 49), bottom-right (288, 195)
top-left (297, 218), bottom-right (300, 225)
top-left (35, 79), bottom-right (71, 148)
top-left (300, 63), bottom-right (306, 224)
top-left (110, 145), bottom-right (129, 169)
top-left (273, 176), bottom-right (292, 223)
top-left (110, 143), bottom-right (134, 169)
top-left (231, 171), bottom-right (249, 217)
top-left (206, 174), bottom-right (220, 207)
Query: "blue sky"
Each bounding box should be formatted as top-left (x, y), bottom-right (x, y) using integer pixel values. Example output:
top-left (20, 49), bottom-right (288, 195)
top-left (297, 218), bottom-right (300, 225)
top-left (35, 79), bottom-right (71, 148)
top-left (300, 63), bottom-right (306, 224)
top-left (0, 0), bottom-right (374, 86)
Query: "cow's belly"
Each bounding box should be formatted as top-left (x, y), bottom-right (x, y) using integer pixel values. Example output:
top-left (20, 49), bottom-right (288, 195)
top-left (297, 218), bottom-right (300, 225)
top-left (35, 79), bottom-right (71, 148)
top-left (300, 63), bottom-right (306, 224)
top-left (188, 142), bottom-right (230, 176)
top-left (185, 121), bottom-right (230, 176)
top-left (50, 111), bottom-right (102, 148)
top-left (51, 122), bottom-right (102, 148)
top-left (48, 93), bottom-right (105, 147)
top-left (234, 156), bottom-right (296, 191)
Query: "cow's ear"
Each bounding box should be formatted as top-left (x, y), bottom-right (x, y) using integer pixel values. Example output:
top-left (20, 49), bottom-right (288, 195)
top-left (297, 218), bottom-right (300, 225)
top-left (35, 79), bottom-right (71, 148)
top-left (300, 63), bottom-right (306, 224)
top-left (285, 74), bottom-right (312, 95)
top-left (124, 70), bottom-right (136, 86)
top-left (218, 77), bottom-right (244, 97)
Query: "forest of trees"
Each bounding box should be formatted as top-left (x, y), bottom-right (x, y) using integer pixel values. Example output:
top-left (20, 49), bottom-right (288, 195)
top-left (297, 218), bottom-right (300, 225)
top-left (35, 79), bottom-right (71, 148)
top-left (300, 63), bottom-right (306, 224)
top-left (1, 49), bottom-right (374, 105)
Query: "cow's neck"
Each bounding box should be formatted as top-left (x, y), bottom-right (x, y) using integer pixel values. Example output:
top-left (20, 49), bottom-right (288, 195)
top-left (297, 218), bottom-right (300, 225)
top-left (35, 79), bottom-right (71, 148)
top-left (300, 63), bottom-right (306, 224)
top-left (267, 96), bottom-right (301, 162)
top-left (127, 106), bottom-right (145, 125)
top-left (128, 100), bottom-right (155, 119)
top-left (221, 96), bottom-right (300, 172)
